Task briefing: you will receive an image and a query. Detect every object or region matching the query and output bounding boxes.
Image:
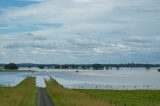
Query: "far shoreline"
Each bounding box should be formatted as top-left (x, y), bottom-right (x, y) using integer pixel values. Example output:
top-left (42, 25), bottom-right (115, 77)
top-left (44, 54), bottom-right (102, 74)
top-left (0, 69), bottom-right (34, 72)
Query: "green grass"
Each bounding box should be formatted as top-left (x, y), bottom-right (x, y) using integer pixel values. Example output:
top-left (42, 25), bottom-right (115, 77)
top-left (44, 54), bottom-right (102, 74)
top-left (46, 79), bottom-right (110, 106)
top-left (1, 76), bottom-right (158, 106)
top-left (0, 69), bottom-right (33, 72)
top-left (46, 79), bottom-right (160, 106)
top-left (0, 77), bottom-right (37, 106)
top-left (79, 89), bottom-right (160, 106)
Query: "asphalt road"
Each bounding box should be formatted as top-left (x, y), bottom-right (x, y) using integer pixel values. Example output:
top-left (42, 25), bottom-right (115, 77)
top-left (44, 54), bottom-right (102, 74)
top-left (37, 87), bottom-right (54, 106)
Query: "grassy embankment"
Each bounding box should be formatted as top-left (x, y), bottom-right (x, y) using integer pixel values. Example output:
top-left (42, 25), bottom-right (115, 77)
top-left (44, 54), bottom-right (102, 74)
top-left (0, 77), bottom-right (37, 106)
top-left (46, 79), bottom-right (110, 106)
top-left (46, 79), bottom-right (160, 106)
top-left (0, 69), bottom-right (33, 72)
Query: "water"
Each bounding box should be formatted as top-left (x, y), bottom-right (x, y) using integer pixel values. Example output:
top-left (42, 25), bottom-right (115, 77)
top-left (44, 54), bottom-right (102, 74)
top-left (0, 72), bottom-right (31, 87)
top-left (49, 69), bottom-right (160, 90)
top-left (1, 68), bottom-right (160, 90)
top-left (36, 76), bottom-right (46, 88)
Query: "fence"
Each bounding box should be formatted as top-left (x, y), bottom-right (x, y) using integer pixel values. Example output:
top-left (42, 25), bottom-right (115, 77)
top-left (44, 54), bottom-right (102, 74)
top-left (64, 84), bottom-right (160, 90)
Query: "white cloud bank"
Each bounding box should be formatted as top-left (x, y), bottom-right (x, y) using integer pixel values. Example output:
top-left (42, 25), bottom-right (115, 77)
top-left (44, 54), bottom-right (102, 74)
top-left (0, 0), bottom-right (160, 63)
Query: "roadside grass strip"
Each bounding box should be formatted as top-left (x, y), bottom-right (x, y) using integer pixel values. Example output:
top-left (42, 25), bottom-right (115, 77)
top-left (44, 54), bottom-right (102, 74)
top-left (0, 77), bottom-right (37, 106)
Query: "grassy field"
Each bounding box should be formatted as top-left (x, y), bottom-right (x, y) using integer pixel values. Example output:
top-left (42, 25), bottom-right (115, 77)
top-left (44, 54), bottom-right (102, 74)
top-left (78, 89), bottom-right (160, 106)
top-left (0, 77), bottom-right (37, 106)
top-left (46, 79), bottom-right (110, 106)
top-left (1, 76), bottom-right (159, 106)
top-left (46, 79), bottom-right (160, 106)
top-left (0, 69), bottom-right (33, 72)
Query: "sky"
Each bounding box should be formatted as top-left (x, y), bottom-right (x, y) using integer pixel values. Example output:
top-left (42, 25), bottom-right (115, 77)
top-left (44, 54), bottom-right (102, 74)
top-left (0, 0), bottom-right (160, 64)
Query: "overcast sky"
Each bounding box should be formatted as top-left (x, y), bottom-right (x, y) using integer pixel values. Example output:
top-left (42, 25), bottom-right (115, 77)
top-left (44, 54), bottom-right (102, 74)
top-left (0, 0), bottom-right (160, 64)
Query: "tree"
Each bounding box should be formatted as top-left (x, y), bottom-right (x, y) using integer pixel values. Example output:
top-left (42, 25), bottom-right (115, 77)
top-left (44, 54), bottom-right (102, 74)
top-left (146, 66), bottom-right (150, 70)
top-left (92, 64), bottom-right (103, 70)
top-left (38, 65), bottom-right (44, 69)
top-left (54, 65), bottom-right (60, 69)
top-left (61, 65), bottom-right (69, 69)
top-left (158, 69), bottom-right (160, 72)
top-left (116, 66), bottom-right (120, 70)
top-left (105, 66), bottom-right (109, 70)
top-left (4, 63), bottom-right (18, 70)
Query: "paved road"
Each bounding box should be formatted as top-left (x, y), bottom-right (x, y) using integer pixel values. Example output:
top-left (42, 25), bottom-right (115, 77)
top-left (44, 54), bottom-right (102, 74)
top-left (37, 87), bottom-right (54, 106)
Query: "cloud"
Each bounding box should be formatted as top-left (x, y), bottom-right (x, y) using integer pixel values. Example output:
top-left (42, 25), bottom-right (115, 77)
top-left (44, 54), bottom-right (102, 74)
top-left (0, 0), bottom-right (160, 63)
top-left (19, 0), bottom-right (44, 1)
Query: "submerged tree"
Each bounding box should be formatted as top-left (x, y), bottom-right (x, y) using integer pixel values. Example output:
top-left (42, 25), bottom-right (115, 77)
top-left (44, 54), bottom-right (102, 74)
top-left (38, 65), bottom-right (44, 69)
top-left (116, 66), bottom-right (120, 70)
top-left (4, 63), bottom-right (18, 70)
top-left (61, 65), bottom-right (69, 69)
top-left (54, 65), bottom-right (60, 69)
top-left (92, 64), bottom-right (103, 70)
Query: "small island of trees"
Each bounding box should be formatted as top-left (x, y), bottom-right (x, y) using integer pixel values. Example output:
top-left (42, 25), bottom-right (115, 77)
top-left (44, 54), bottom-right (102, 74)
top-left (38, 65), bottom-right (44, 69)
top-left (92, 64), bottom-right (103, 70)
top-left (4, 63), bottom-right (18, 70)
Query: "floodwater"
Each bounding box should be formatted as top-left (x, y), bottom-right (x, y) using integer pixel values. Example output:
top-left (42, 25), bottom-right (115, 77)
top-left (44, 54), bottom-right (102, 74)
top-left (0, 68), bottom-right (160, 90)
top-left (0, 72), bottom-right (31, 87)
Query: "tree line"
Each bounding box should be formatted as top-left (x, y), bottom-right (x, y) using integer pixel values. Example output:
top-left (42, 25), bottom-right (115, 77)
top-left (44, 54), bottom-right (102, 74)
top-left (1, 63), bottom-right (160, 71)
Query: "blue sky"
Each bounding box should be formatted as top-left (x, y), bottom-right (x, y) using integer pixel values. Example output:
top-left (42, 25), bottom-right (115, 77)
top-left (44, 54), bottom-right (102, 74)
top-left (0, 0), bottom-right (160, 64)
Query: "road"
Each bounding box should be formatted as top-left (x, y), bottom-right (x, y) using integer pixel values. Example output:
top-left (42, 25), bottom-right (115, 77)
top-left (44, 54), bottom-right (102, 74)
top-left (37, 87), bottom-right (54, 106)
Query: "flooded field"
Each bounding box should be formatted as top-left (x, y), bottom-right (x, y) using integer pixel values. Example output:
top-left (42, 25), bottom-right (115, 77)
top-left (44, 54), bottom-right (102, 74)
top-left (0, 72), bottom-right (31, 87)
top-left (1, 68), bottom-right (160, 90)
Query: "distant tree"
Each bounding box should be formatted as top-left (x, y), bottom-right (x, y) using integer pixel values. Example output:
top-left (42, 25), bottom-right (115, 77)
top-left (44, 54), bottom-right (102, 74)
top-left (146, 66), bottom-right (150, 70)
top-left (105, 66), bottom-right (109, 70)
top-left (116, 66), bottom-right (120, 70)
top-left (158, 69), bottom-right (160, 72)
top-left (54, 65), bottom-right (60, 69)
top-left (38, 65), bottom-right (44, 69)
top-left (75, 70), bottom-right (79, 73)
top-left (92, 64), bottom-right (103, 70)
top-left (61, 65), bottom-right (69, 69)
top-left (4, 63), bottom-right (18, 70)
top-left (81, 65), bottom-right (88, 70)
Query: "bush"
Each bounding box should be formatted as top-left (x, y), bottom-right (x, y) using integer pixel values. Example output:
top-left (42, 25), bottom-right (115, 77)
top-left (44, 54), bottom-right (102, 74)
top-left (4, 63), bottom-right (18, 70)
top-left (158, 69), bottom-right (160, 72)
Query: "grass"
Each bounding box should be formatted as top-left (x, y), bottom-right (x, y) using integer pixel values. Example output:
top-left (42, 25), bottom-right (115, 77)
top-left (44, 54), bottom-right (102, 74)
top-left (0, 77), bottom-right (37, 106)
top-left (79, 90), bottom-right (160, 106)
top-left (46, 79), bottom-right (160, 106)
top-left (1, 76), bottom-right (159, 106)
top-left (0, 69), bottom-right (33, 72)
top-left (46, 79), bottom-right (110, 106)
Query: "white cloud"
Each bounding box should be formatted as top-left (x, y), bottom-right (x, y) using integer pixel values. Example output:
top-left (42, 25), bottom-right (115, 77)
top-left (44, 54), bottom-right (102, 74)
top-left (0, 0), bottom-right (160, 63)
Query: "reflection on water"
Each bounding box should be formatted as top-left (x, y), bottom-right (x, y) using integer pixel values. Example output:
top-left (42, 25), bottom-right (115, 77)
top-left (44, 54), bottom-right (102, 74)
top-left (1, 68), bottom-right (160, 90)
